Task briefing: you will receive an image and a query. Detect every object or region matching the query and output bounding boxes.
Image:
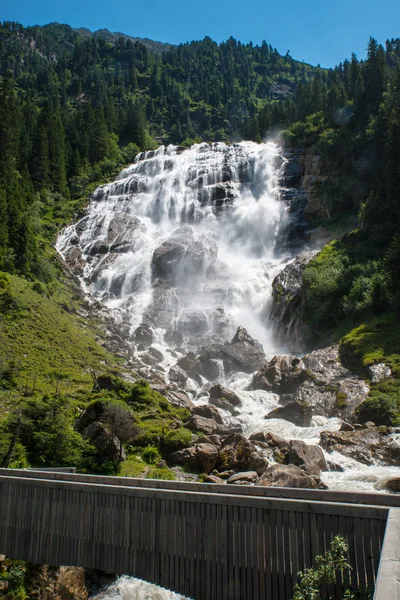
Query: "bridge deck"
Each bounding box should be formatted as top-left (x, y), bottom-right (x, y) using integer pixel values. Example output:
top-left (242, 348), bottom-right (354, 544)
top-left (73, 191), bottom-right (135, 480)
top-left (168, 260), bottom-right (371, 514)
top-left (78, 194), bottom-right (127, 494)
top-left (0, 469), bottom-right (398, 600)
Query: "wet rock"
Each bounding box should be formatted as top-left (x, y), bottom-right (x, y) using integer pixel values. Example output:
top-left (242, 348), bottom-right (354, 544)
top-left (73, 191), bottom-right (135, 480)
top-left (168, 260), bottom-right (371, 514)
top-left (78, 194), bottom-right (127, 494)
top-left (209, 384), bottom-right (242, 407)
top-left (148, 347), bottom-right (164, 362)
top-left (265, 401), bottom-right (312, 427)
top-left (249, 432), bottom-right (289, 449)
top-left (269, 251), bottom-right (316, 352)
top-left (169, 365), bottom-right (188, 386)
top-left (185, 414), bottom-right (219, 436)
top-left (133, 324), bottom-right (154, 346)
top-left (152, 227), bottom-right (217, 283)
top-left (368, 363), bottom-right (391, 383)
top-left (286, 440), bottom-right (328, 476)
top-left (164, 329), bottom-right (184, 347)
top-left (177, 310), bottom-right (209, 336)
top-left (177, 348), bottom-right (222, 382)
top-left (171, 443), bottom-right (219, 473)
top-left (88, 240), bottom-right (109, 255)
top-left (252, 355), bottom-right (307, 394)
top-left (327, 460), bottom-right (344, 472)
top-left (381, 477), bottom-right (400, 493)
top-left (256, 464), bottom-right (324, 489)
top-left (253, 345), bottom-right (369, 421)
top-left (227, 471), bottom-right (259, 484)
top-left (192, 404), bottom-right (223, 425)
top-left (107, 214), bottom-right (145, 252)
top-left (320, 427), bottom-right (400, 466)
top-left (216, 434), bottom-right (268, 476)
top-left (221, 327), bottom-right (265, 373)
top-left (63, 245), bottom-right (85, 275)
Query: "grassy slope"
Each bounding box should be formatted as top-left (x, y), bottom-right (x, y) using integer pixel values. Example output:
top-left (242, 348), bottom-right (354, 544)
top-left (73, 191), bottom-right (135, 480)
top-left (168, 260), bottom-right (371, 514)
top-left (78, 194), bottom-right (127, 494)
top-left (0, 269), bottom-right (118, 399)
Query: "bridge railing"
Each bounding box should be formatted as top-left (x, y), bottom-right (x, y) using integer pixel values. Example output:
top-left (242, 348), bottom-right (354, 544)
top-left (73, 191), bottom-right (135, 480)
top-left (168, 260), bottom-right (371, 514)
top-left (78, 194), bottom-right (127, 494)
top-left (0, 470), bottom-right (394, 600)
top-left (1, 467), bottom-right (400, 508)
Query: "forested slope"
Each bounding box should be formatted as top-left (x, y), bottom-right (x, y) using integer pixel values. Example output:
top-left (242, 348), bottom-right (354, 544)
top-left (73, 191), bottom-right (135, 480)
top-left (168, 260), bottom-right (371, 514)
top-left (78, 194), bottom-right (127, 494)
top-left (1, 19), bottom-right (400, 466)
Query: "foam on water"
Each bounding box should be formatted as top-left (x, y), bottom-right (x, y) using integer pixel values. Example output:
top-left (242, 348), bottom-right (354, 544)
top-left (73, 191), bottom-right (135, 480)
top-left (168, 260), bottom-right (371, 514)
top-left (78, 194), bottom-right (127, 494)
top-left (93, 576), bottom-right (190, 600)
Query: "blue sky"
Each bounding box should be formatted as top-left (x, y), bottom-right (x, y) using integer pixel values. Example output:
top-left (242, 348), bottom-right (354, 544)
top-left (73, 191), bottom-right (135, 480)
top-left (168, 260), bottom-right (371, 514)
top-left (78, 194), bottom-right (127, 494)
top-left (3, 0), bottom-right (400, 67)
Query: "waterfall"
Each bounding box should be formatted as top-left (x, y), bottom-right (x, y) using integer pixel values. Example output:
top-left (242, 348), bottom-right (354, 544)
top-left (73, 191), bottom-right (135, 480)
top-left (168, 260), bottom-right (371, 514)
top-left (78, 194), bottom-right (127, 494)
top-left (57, 141), bottom-right (288, 358)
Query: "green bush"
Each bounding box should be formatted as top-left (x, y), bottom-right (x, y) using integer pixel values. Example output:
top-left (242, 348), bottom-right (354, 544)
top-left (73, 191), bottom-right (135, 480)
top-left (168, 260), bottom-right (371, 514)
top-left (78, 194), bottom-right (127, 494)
top-left (162, 427), bottom-right (193, 453)
top-left (142, 445), bottom-right (161, 465)
top-left (292, 536), bottom-right (353, 600)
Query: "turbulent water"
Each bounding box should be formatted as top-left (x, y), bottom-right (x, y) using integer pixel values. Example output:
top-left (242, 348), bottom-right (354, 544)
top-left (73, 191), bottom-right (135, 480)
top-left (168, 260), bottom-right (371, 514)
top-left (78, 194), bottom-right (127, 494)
top-left (58, 141), bottom-right (287, 355)
top-left (92, 576), bottom-right (189, 600)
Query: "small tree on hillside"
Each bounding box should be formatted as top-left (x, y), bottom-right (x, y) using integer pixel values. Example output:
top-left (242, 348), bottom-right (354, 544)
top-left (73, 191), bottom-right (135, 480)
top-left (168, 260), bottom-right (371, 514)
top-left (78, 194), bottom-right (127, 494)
top-left (103, 404), bottom-right (140, 462)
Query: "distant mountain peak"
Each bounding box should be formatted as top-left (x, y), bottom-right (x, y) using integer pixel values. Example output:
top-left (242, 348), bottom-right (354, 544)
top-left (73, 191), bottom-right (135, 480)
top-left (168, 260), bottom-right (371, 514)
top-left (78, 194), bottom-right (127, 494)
top-left (72, 26), bottom-right (174, 54)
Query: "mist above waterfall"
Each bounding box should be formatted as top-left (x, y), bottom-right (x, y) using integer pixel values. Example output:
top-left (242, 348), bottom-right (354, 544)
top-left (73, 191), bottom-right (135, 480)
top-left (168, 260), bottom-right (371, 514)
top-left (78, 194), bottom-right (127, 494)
top-left (58, 141), bottom-right (289, 358)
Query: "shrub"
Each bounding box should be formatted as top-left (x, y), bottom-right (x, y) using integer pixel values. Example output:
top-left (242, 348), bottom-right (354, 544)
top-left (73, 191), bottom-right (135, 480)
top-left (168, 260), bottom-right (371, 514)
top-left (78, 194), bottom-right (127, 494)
top-left (292, 536), bottom-right (353, 600)
top-left (142, 445), bottom-right (161, 465)
top-left (162, 427), bottom-right (193, 453)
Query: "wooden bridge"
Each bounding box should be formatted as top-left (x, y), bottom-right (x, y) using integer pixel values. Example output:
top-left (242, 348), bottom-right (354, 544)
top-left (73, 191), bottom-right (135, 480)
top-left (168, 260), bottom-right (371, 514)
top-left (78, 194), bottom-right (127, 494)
top-left (0, 469), bottom-right (399, 600)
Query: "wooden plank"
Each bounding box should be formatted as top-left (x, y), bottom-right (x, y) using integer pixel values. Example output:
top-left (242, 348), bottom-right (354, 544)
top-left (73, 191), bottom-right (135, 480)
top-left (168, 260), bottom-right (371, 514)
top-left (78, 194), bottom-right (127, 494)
top-left (374, 508), bottom-right (400, 600)
top-left (270, 509), bottom-right (279, 600)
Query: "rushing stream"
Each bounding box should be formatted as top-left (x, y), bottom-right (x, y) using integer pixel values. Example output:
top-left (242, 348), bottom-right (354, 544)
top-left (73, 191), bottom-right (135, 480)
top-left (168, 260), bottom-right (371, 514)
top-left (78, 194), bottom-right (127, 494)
top-left (57, 141), bottom-right (400, 597)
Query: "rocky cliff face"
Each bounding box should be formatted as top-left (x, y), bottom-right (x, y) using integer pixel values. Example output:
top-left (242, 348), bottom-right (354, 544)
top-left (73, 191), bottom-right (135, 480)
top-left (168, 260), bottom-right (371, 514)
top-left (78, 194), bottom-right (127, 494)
top-left (269, 251), bottom-right (317, 352)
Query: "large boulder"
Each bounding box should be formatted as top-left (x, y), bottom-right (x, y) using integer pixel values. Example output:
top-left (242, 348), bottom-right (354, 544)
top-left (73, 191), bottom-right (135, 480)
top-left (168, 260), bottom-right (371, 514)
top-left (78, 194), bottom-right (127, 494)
top-left (152, 227), bottom-right (217, 283)
top-left (226, 471), bottom-right (259, 484)
top-left (221, 327), bottom-right (265, 373)
top-left (216, 434), bottom-right (268, 476)
top-left (208, 384), bottom-right (242, 414)
top-left (184, 414), bottom-right (219, 436)
top-left (265, 401), bottom-right (313, 427)
top-left (171, 443), bottom-right (219, 473)
top-left (192, 404), bottom-right (223, 425)
top-left (256, 464), bottom-right (324, 489)
top-left (320, 427), bottom-right (400, 466)
top-left (133, 324), bottom-right (154, 346)
top-left (286, 440), bottom-right (328, 476)
top-left (252, 345), bottom-right (369, 421)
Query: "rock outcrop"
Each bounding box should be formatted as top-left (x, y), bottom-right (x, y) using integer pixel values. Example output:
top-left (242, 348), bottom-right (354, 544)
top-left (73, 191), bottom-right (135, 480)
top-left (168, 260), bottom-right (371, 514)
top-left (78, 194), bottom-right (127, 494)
top-left (252, 345), bottom-right (369, 421)
top-left (256, 464), bottom-right (325, 489)
top-left (269, 251), bottom-right (316, 352)
top-left (265, 400), bottom-right (313, 427)
top-left (320, 426), bottom-right (400, 466)
top-left (152, 226), bottom-right (217, 283)
top-left (216, 434), bottom-right (268, 476)
top-left (171, 443), bottom-right (219, 473)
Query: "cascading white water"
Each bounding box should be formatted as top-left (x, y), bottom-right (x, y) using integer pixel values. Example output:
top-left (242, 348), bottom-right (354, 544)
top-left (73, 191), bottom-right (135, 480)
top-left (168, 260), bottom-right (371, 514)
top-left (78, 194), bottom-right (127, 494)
top-left (92, 576), bottom-right (189, 600)
top-left (57, 141), bottom-right (287, 355)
